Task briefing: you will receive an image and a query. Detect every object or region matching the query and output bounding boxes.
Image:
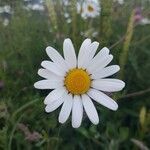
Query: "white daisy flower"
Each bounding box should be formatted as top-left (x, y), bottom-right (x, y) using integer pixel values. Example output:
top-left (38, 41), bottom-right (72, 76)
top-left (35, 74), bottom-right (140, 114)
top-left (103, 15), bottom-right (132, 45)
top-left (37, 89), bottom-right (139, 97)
top-left (34, 38), bottom-right (125, 128)
top-left (114, 0), bottom-right (124, 5)
top-left (77, 0), bottom-right (100, 19)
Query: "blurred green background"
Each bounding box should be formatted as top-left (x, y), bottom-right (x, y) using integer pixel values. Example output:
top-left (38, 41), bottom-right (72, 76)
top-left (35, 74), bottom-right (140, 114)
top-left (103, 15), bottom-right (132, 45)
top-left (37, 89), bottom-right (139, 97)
top-left (0, 0), bottom-right (150, 149)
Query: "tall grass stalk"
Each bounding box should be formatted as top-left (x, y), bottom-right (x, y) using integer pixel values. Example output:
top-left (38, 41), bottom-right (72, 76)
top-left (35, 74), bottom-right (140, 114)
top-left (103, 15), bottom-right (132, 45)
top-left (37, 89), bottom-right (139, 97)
top-left (45, 0), bottom-right (58, 31)
top-left (71, 0), bottom-right (77, 47)
top-left (8, 114), bottom-right (24, 150)
top-left (119, 10), bottom-right (135, 79)
top-left (99, 0), bottom-right (113, 46)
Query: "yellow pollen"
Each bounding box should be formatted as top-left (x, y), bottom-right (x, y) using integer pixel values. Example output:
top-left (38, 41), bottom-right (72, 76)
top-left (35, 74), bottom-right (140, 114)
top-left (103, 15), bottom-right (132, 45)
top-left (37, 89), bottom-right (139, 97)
top-left (88, 5), bottom-right (94, 12)
top-left (64, 69), bottom-right (91, 95)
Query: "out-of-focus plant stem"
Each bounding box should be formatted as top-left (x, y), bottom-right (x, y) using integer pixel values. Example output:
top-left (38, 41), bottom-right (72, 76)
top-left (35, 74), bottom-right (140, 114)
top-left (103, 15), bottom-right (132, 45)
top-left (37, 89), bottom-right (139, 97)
top-left (11, 98), bottom-right (39, 121)
top-left (87, 18), bottom-right (93, 38)
top-left (45, 0), bottom-right (58, 31)
top-left (139, 106), bottom-right (146, 131)
top-left (8, 114), bottom-right (24, 150)
top-left (118, 88), bottom-right (150, 100)
top-left (71, 0), bottom-right (77, 48)
top-left (99, 0), bottom-right (113, 46)
top-left (119, 10), bottom-right (135, 80)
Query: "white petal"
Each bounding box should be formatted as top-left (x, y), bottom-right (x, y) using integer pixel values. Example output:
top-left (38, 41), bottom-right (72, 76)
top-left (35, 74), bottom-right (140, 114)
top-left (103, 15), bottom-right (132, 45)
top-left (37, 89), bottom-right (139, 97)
top-left (45, 99), bottom-right (63, 113)
top-left (91, 65), bottom-right (120, 79)
top-left (78, 41), bottom-right (99, 68)
top-left (88, 89), bottom-right (118, 111)
top-left (45, 91), bottom-right (67, 113)
top-left (41, 61), bottom-right (66, 76)
top-left (85, 41), bottom-right (99, 63)
top-left (46, 46), bottom-right (68, 71)
top-left (78, 38), bottom-right (91, 68)
top-left (82, 94), bottom-right (99, 125)
top-left (38, 68), bottom-right (63, 80)
top-left (34, 80), bottom-right (63, 89)
top-left (58, 94), bottom-right (73, 124)
top-left (72, 95), bottom-right (83, 128)
top-left (46, 46), bottom-right (64, 62)
top-left (63, 38), bottom-right (77, 69)
top-left (89, 47), bottom-right (109, 66)
top-left (86, 47), bottom-right (110, 72)
top-left (87, 55), bottom-right (113, 73)
top-left (92, 79), bottom-right (125, 92)
top-left (44, 87), bottom-right (66, 104)
top-left (97, 47), bottom-right (110, 57)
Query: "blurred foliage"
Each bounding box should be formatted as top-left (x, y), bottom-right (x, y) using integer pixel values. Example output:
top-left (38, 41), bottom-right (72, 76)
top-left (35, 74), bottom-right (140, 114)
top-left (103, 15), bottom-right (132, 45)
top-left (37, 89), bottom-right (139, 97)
top-left (0, 0), bottom-right (150, 149)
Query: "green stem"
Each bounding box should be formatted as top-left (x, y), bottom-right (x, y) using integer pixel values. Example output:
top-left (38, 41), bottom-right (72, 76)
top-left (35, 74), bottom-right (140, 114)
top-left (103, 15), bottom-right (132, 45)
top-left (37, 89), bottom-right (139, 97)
top-left (11, 98), bottom-right (39, 120)
top-left (8, 114), bottom-right (24, 150)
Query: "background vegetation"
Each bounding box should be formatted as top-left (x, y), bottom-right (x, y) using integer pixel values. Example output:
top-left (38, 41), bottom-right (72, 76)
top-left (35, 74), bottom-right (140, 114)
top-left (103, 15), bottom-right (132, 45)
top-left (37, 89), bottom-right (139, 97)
top-left (0, 0), bottom-right (150, 149)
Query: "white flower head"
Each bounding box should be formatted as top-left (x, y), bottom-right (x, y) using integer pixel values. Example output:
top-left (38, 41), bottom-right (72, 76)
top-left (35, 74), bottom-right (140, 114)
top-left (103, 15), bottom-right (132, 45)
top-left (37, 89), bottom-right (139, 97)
top-left (34, 38), bottom-right (125, 128)
top-left (62, 0), bottom-right (70, 6)
top-left (3, 18), bottom-right (9, 26)
top-left (24, 4), bottom-right (44, 11)
top-left (139, 18), bottom-right (150, 25)
top-left (66, 18), bottom-right (72, 23)
top-left (114, 0), bottom-right (124, 5)
top-left (0, 5), bottom-right (12, 14)
top-left (77, 0), bottom-right (100, 19)
top-left (32, 4), bottom-right (44, 11)
top-left (4, 5), bottom-right (11, 13)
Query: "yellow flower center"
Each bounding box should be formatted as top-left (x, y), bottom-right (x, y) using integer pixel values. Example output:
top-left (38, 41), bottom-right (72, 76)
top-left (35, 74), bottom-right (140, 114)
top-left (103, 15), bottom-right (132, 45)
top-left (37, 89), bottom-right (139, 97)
top-left (64, 69), bottom-right (91, 95)
top-left (87, 5), bottom-right (94, 12)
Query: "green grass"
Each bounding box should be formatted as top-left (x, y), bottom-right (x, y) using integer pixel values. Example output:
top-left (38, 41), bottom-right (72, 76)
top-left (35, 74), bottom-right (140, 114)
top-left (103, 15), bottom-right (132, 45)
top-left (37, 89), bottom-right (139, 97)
top-left (0, 0), bottom-right (150, 149)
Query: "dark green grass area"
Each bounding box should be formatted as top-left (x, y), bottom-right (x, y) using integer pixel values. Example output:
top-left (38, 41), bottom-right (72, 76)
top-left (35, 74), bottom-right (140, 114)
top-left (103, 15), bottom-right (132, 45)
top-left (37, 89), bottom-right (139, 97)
top-left (0, 0), bottom-right (150, 150)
